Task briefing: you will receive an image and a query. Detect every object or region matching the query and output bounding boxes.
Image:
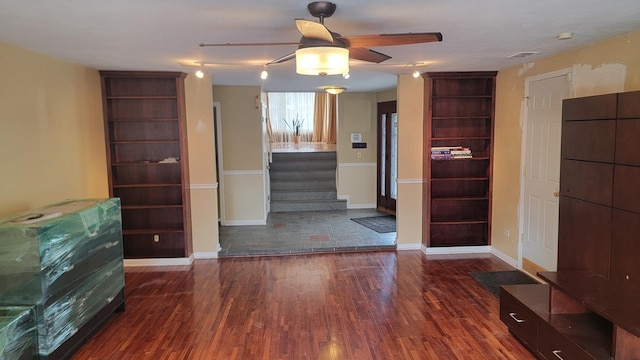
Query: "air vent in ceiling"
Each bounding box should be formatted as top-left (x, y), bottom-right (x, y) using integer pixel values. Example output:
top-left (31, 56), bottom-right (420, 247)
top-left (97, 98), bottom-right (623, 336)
top-left (507, 51), bottom-right (540, 58)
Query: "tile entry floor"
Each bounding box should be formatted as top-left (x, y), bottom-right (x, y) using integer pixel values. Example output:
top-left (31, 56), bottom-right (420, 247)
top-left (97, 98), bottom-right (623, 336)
top-left (218, 209), bottom-right (397, 257)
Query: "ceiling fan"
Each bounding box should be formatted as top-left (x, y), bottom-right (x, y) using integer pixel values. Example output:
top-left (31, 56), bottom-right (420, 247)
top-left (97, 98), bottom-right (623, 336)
top-left (199, 1), bottom-right (442, 70)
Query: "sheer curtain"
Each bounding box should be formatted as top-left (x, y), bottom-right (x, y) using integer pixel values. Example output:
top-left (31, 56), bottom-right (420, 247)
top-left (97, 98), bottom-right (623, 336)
top-left (266, 92), bottom-right (315, 142)
top-left (265, 92), bottom-right (337, 144)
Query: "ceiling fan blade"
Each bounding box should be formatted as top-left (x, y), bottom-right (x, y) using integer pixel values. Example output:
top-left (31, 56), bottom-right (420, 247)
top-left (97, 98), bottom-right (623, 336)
top-left (295, 19), bottom-right (333, 42)
top-left (267, 52), bottom-right (296, 65)
top-left (340, 32), bottom-right (443, 48)
top-left (199, 42), bottom-right (300, 47)
top-left (348, 48), bottom-right (392, 63)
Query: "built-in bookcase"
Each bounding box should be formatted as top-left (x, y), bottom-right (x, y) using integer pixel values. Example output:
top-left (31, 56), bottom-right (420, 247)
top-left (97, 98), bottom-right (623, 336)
top-left (423, 71), bottom-right (496, 247)
top-left (100, 71), bottom-right (192, 258)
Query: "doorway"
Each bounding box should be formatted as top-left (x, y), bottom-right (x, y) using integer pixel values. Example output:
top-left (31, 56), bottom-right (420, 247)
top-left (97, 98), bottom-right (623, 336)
top-left (377, 101), bottom-right (398, 214)
top-left (520, 69), bottom-right (572, 273)
top-left (213, 102), bottom-right (226, 225)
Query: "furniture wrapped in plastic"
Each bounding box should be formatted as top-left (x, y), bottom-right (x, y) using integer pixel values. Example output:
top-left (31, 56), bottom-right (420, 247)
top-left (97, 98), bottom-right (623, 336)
top-left (0, 198), bottom-right (125, 359)
top-left (0, 306), bottom-right (37, 360)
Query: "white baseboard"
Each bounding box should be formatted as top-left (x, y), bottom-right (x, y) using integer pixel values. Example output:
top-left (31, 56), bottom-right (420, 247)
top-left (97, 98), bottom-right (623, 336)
top-left (347, 203), bottom-right (377, 209)
top-left (490, 247), bottom-right (518, 267)
top-left (421, 245), bottom-right (491, 256)
top-left (396, 243), bottom-right (422, 250)
top-left (221, 219), bottom-right (267, 226)
top-left (124, 254), bottom-right (195, 267)
top-left (194, 252), bottom-right (219, 259)
top-left (337, 195), bottom-right (377, 209)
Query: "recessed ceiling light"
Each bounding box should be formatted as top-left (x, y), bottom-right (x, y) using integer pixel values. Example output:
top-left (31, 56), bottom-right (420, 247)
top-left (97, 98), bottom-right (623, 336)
top-left (507, 51), bottom-right (540, 59)
top-left (557, 32), bottom-right (574, 40)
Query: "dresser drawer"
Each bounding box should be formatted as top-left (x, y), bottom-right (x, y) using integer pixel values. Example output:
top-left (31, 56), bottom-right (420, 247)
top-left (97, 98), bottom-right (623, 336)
top-left (500, 286), bottom-right (539, 351)
top-left (538, 320), bottom-right (597, 360)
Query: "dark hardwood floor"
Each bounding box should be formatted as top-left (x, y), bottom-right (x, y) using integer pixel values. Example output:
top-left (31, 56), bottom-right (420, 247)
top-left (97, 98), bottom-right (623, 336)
top-left (72, 251), bottom-right (534, 359)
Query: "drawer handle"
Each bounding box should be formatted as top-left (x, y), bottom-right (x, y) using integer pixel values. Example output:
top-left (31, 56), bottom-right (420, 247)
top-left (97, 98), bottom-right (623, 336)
top-left (509, 312), bottom-right (525, 323)
top-left (552, 350), bottom-right (565, 360)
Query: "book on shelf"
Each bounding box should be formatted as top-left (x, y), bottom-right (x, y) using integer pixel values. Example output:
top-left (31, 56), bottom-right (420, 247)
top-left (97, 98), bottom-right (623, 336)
top-left (431, 154), bottom-right (474, 159)
top-left (431, 146), bottom-right (462, 153)
top-left (431, 153), bottom-right (452, 159)
top-left (431, 146), bottom-right (473, 159)
top-left (450, 148), bottom-right (470, 154)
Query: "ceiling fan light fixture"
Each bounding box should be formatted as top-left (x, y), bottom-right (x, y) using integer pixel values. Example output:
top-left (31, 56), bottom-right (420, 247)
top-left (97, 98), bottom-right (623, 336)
top-left (324, 86), bottom-right (346, 95)
top-left (343, 72), bottom-right (350, 79)
top-left (260, 68), bottom-right (268, 80)
top-left (295, 46), bottom-right (349, 76)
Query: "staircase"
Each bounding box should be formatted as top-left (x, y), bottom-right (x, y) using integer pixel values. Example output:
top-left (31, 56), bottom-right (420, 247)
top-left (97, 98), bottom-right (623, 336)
top-left (269, 151), bottom-right (347, 212)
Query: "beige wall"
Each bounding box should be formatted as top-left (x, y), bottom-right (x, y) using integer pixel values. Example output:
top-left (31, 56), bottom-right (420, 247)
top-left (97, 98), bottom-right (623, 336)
top-left (213, 85), bottom-right (263, 170)
top-left (492, 29), bottom-right (640, 260)
top-left (376, 88), bottom-right (397, 103)
top-left (0, 41), bottom-right (107, 218)
top-left (185, 74), bottom-right (219, 254)
top-left (337, 92), bottom-right (378, 207)
top-left (213, 85), bottom-right (267, 224)
top-left (396, 74), bottom-right (424, 245)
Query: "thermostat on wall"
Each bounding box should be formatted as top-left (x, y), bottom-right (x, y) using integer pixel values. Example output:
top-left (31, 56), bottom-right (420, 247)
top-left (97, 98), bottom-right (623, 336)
top-left (350, 133), bottom-right (362, 143)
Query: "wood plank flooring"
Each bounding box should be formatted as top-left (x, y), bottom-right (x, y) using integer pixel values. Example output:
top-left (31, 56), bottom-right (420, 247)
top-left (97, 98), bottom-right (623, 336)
top-left (72, 251), bottom-right (534, 359)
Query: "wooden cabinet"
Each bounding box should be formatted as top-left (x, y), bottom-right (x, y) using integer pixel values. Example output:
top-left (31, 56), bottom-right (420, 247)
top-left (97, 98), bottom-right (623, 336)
top-left (500, 284), bottom-right (549, 353)
top-left (100, 71), bottom-right (192, 259)
top-left (501, 90), bottom-right (640, 359)
top-left (422, 71), bottom-right (496, 247)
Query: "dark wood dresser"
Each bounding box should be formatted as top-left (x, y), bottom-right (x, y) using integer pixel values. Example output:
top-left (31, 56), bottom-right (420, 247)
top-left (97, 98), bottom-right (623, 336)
top-left (500, 90), bottom-right (640, 359)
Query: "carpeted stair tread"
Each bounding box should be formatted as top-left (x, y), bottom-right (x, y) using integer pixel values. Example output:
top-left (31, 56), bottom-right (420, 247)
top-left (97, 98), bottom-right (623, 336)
top-left (270, 151), bottom-right (341, 212)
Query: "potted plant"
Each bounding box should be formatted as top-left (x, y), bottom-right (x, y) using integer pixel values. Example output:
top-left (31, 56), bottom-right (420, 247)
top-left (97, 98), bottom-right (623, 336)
top-left (284, 115), bottom-right (304, 144)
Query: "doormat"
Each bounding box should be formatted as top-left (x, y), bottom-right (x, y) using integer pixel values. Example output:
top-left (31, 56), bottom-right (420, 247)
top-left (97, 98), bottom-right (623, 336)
top-left (469, 270), bottom-right (539, 299)
top-left (351, 215), bottom-right (396, 233)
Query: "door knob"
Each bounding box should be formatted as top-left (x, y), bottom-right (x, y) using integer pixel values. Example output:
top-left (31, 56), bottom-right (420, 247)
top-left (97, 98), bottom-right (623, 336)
top-left (553, 191), bottom-right (559, 197)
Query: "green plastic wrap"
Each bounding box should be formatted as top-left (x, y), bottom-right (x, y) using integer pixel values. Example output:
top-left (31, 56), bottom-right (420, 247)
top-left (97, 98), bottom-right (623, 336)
top-left (36, 257), bottom-right (124, 354)
top-left (0, 306), bottom-right (37, 360)
top-left (0, 199), bottom-right (123, 304)
top-left (0, 199), bottom-right (125, 356)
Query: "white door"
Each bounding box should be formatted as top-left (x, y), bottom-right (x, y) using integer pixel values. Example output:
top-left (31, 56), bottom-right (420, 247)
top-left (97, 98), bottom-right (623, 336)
top-left (521, 71), bottom-right (572, 271)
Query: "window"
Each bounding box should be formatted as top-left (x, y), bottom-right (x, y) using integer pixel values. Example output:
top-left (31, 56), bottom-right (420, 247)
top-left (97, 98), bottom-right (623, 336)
top-left (267, 92), bottom-right (315, 142)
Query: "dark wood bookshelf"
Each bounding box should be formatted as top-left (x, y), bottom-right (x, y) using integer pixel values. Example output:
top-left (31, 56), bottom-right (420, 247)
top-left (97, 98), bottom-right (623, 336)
top-left (100, 71), bottom-right (192, 259)
top-left (422, 72), bottom-right (496, 247)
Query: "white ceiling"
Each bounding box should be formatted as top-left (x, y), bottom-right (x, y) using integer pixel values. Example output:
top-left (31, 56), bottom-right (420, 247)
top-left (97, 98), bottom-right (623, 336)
top-left (1, 0), bottom-right (639, 92)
